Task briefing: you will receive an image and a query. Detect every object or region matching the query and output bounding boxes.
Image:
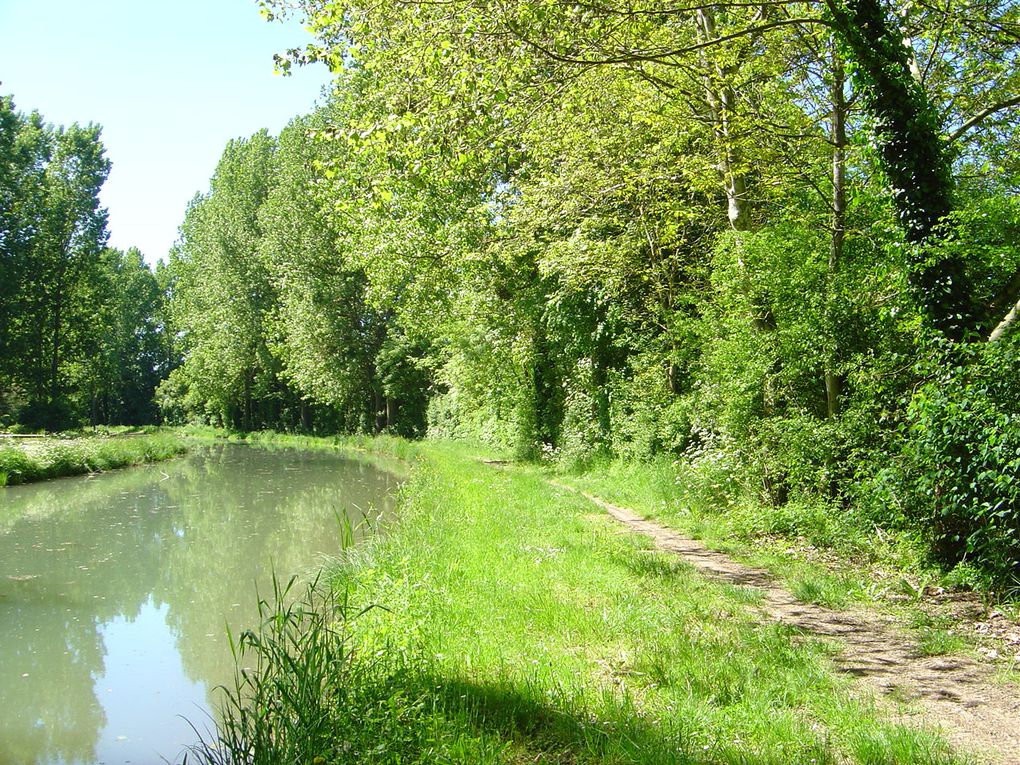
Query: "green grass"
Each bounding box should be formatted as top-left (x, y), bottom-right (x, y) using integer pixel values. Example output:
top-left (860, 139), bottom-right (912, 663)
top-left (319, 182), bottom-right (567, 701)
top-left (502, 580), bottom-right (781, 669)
top-left (0, 431), bottom-right (188, 485)
top-left (175, 424), bottom-right (430, 461)
top-left (908, 613), bottom-right (969, 657)
top-left (189, 439), bottom-right (968, 764)
top-left (556, 456), bottom-right (972, 605)
top-left (554, 455), bottom-right (996, 667)
top-left (789, 571), bottom-right (860, 609)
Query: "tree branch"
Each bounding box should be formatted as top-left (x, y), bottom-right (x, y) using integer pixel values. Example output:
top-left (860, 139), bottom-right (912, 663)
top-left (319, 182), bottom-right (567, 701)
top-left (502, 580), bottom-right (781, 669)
top-left (988, 295), bottom-right (1020, 342)
top-left (947, 94), bottom-right (1020, 143)
top-left (570, 0), bottom-right (818, 16)
top-left (509, 17), bottom-right (830, 68)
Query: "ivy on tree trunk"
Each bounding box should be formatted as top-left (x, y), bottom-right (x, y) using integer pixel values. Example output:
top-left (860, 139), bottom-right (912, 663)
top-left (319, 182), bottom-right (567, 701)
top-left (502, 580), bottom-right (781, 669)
top-left (826, 0), bottom-right (974, 340)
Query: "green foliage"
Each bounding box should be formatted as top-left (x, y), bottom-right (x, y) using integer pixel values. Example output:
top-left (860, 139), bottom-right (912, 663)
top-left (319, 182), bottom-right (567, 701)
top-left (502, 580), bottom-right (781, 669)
top-left (82, 247), bottom-right (168, 424)
top-left (155, 0), bottom-right (1020, 582)
top-left (162, 113), bottom-right (437, 437)
top-left (164, 131), bottom-right (283, 430)
top-left (259, 115), bottom-right (378, 424)
top-left (899, 338), bottom-right (1020, 577)
top-left (0, 94), bottom-right (165, 429)
top-left (375, 332), bottom-right (432, 438)
top-left (0, 446), bottom-right (34, 485)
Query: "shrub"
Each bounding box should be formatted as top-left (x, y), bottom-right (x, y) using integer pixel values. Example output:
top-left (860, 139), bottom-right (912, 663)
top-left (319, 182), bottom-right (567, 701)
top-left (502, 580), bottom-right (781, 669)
top-left (900, 338), bottom-right (1020, 579)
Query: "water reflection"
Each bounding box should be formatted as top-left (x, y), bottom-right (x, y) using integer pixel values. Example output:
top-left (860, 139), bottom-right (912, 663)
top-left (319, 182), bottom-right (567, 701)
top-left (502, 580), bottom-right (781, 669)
top-left (0, 444), bottom-right (399, 765)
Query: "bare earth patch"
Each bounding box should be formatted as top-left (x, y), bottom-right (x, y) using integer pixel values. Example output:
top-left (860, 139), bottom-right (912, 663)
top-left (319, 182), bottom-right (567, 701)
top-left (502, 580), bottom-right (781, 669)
top-left (554, 482), bottom-right (1020, 764)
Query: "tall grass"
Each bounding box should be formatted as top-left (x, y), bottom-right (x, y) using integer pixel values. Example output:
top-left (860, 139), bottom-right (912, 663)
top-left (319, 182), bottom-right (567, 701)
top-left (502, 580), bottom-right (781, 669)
top-left (185, 440), bottom-right (967, 765)
top-left (186, 575), bottom-right (514, 765)
top-left (189, 577), bottom-right (376, 765)
top-left (0, 432), bottom-right (188, 485)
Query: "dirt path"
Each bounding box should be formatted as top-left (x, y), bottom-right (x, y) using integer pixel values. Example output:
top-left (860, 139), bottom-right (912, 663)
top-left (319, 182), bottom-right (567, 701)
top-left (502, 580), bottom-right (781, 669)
top-left (552, 481), bottom-right (1020, 764)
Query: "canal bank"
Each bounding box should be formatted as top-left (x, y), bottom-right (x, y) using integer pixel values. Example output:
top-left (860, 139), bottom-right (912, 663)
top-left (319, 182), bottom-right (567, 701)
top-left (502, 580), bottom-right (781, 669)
top-left (192, 439), bottom-right (970, 765)
top-left (0, 430), bottom-right (188, 486)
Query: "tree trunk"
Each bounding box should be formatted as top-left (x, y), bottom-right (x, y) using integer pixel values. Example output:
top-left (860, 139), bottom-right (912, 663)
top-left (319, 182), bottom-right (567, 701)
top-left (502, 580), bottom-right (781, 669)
top-left (825, 44), bottom-right (847, 419)
top-left (695, 8), bottom-right (751, 234)
top-left (243, 372), bottom-right (253, 431)
top-left (32, 303), bottom-right (46, 403)
top-left (49, 280), bottom-right (62, 409)
top-left (696, 8), bottom-right (785, 504)
top-left (826, 0), bottom-right (974, 339)
top-left (373, 388), bottom-right (385, 433)
top-left (696, 7), bottom-right (777, 405)
top-left (988, 297), bottom-right (1020, 343)
top-left (385, 396), bottom-right (396, 430)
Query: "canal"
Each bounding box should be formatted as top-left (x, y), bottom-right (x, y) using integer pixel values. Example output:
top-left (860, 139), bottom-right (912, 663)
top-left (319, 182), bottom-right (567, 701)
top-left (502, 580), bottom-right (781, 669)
top-left (0, 443), bottom-right (400, 765)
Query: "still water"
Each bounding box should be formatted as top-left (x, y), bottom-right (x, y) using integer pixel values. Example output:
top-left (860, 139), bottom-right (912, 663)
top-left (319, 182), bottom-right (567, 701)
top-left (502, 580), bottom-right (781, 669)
top-left (0, 444), bottom-right (400, 765)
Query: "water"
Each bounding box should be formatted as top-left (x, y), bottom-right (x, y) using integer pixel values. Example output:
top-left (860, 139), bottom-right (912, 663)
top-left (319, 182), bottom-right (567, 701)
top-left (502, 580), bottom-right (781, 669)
top-left (0, 443), bottom-right (400, 765)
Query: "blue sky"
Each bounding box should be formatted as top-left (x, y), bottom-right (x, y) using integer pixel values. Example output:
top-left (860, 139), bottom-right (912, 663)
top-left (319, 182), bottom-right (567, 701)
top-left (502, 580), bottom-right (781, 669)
top-left (0, 0), bottom-right (332, 264)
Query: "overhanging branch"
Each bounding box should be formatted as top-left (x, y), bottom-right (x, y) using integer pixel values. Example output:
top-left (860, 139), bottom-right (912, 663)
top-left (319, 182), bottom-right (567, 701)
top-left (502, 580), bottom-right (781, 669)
top-left (947, 94), bottom-right (1020, 143)
top-left (509, 17), bottom-right (830, 68)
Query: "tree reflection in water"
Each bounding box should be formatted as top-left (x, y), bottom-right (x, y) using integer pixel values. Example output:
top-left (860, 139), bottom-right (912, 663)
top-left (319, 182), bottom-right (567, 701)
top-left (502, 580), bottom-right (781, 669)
top-left (0, 444), bottom-right (398, 765)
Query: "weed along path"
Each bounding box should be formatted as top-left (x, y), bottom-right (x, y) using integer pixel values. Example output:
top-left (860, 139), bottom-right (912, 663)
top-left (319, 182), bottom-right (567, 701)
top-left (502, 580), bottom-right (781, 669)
top-left (548, 479), bottom-right (1020, 763)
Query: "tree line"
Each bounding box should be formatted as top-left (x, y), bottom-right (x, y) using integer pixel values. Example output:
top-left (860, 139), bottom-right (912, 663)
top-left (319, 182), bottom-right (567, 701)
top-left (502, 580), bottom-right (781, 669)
top-left (0, 96), bottom-right (170, 429)
top-left (158, 123), bottom-right (430, 436)
top-left (9, 0), bottom-right (1019, 581)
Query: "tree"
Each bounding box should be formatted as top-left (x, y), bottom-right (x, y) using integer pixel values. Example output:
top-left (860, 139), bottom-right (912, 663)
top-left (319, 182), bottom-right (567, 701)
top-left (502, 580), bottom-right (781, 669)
top-left (0, 99), bottom-right (112, 428)
top-left (258, 115), bottom-right (382, 431)
top-left (269, 0), bottom-right (1020, 339)
top-left (82, 247), bottom-right (166, 424)
top-left (165, 131), bottom-right (285, 429)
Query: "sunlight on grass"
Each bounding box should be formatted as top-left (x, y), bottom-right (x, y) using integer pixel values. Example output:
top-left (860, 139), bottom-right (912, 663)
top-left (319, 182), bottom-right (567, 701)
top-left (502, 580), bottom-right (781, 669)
top-left (187, 441), bottom-right (967, 764)
top-left (0, 432), bottom-right (187, 485)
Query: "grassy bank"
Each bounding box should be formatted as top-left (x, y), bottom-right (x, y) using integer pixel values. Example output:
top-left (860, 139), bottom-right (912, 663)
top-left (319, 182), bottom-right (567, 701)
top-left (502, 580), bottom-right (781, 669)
top-left (175, 424), bottom-right (497, 458)
top-left (553, 457), bottom-right (1020, 664)
top-left (0, 431), bottom-right (189, 486)
top-left (552, 457), bottom-right (906, 604)
top-left (193, 440), bottom-right (963, 764)
top-left (553, 457), bottom-right (1020, 610)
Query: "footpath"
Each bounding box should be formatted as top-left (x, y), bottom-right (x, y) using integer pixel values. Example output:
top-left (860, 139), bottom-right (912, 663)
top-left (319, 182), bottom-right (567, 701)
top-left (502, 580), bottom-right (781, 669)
top-left (551, 481), bottom-right (1020, 764)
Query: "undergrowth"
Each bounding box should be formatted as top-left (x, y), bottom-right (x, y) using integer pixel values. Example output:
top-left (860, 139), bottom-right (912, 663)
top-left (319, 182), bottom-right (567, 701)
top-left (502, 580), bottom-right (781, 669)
top-left (555, 454), bottom-right (954, 604)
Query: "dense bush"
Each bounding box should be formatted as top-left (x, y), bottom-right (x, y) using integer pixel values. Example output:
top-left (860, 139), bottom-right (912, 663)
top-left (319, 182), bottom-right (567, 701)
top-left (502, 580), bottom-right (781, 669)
top-left (899, 339), bottom-right (1020, 578)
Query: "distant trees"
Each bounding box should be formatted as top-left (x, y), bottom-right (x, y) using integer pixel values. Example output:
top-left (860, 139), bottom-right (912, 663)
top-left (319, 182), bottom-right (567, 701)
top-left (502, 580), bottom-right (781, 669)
top-left (84, 247), bottom-right (168, 425)
top-left (163, 131), bottom-right (284, 431)
top-left (161, 116), bottom-right (432, 435)
top-left (0, 95), bottom-right (167, 429)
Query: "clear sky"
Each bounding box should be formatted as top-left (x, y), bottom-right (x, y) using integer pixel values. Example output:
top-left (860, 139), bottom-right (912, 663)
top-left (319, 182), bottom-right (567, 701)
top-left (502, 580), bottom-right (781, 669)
top-left (0, 0), bottom-right (332, 265)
